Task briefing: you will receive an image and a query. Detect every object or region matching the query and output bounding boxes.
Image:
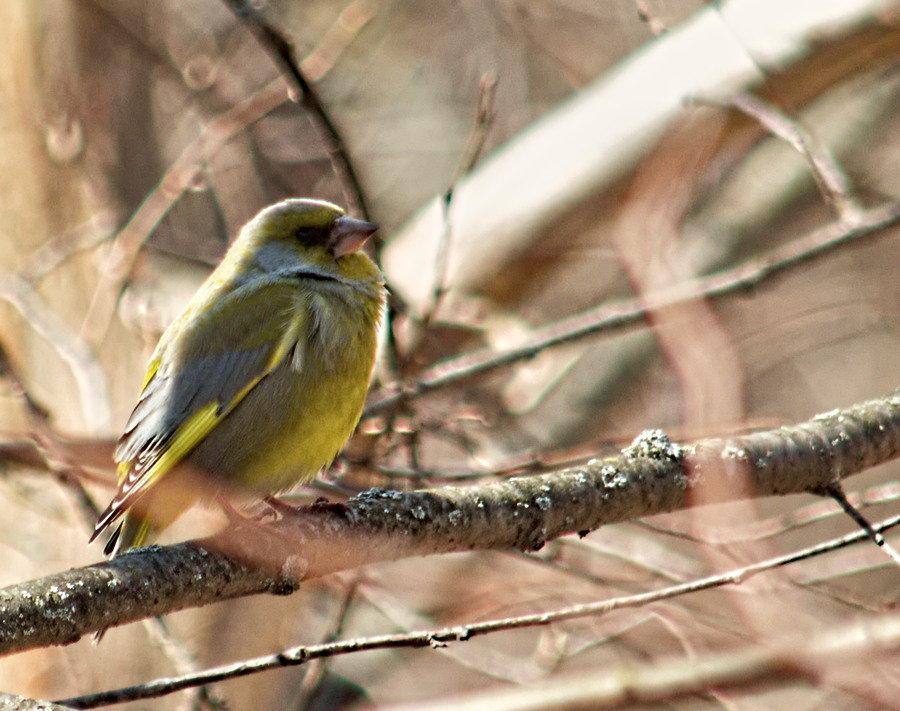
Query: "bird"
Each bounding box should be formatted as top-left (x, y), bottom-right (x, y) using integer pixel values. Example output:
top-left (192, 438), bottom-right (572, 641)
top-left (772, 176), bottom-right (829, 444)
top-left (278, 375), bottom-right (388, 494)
top-left (91, 198), bottom-right (386, 556)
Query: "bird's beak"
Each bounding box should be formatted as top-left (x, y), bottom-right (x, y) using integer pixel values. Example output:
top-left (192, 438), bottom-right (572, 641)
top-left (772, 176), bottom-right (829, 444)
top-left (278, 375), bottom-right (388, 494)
top-left (328, 216), bottom-right (378, 258)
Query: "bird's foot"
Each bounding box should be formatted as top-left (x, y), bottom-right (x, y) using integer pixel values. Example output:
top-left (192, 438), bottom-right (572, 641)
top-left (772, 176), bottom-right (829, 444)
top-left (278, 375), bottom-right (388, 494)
top-left (263, 494), bottom-right (305, 517)
top-left (216, 494), bottom-right (295, 544)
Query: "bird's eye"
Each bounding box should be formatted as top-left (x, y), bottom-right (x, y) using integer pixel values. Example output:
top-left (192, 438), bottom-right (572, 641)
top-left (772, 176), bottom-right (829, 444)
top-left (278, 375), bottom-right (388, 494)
top-left (294, 227), bottom-right (317, 245)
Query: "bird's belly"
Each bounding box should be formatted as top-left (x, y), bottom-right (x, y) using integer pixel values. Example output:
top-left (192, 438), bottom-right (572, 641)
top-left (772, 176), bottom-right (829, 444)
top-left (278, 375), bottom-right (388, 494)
top-left (186, 353), bottom-right (371, 493)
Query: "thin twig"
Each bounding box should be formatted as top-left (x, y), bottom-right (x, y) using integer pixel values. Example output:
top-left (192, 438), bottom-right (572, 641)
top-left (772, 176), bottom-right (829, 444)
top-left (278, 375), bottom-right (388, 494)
top-left (424, 72), bottom-right (498, 328)
top-left (634, 0), bottom-right (667, 36)
top-left (365, 201), bottom-right (899, 416)
top-left (636, 481), bottom-right (900, 544)
top-left (454, 73), bottom-right (499, 184)
top-left (377, 72), bottom-right (498, 450)
top-left (220, 0), bottom-right (370, 219)
top-left (59, 514), bottom-right (900, 707)
top-left (79, 5), bottom-right (375, 346)
top-left (701, 93), bottom-right (865, 224)
top-left (293, 575), bottom-right (362, 711)
top-left (825, 485), bottom-right (900, 566)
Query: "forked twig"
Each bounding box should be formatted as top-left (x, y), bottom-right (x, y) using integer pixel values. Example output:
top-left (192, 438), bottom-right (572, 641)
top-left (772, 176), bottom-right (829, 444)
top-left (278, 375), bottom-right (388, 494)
top-left (701, 93), bottom-right (865, 223)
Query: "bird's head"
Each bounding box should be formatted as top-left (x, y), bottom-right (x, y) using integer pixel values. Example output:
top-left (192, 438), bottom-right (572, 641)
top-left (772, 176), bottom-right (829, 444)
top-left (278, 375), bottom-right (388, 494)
top-left (241, 198), bottom-right (380, 281)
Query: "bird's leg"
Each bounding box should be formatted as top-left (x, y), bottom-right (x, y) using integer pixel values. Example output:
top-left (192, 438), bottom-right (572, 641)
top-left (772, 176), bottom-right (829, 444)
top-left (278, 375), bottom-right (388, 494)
top-left (216, 493), bottom-right (273, 525)
top-left (263, 494), bottom-right (304, 517)
top-left (216, 494), bottom-right (295, 544)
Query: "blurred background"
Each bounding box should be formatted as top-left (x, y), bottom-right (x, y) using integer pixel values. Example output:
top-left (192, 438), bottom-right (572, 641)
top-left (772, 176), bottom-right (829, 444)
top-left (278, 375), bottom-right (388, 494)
top-left (0, 0), bottom-right (897, 708)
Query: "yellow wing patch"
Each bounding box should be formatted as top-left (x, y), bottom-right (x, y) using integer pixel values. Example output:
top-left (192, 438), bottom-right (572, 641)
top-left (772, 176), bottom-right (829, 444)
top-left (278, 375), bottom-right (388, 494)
top-left (133, 401), bottom-right (220, 488)
top-left (128, 307), bottom-right (304, 490)
top-left (94, 279), bottom-right (310, 544)
top-left (141, 358), bottom-right (162, 390)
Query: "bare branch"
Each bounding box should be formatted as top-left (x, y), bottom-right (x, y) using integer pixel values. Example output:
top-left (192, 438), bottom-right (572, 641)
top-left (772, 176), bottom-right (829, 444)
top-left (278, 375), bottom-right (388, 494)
top-left (825, 485), bottom-right (900, 566)
top-left (0, 392), bottom-right (897, 655)
top-left (60, 515), bottom-right (900, 707)
top-left (220, 0), bottom-right (370, 219)
top-left (381, 613), bottom-right (900, 711)
top-left (702, 93), bottom-right (865, 223)
top-left (0, 271), bottom-right (111, 431)
top-left (367, 201), bottom-right (900, 416)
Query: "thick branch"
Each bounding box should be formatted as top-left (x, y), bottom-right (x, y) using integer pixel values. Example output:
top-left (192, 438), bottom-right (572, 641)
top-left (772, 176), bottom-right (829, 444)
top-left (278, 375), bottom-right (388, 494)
top-left (0, 694), bottom-right (72, 711)
top-left (0, 392), bottom-right (897, 655)
top-left (59, 515), bottom-right (900, 707)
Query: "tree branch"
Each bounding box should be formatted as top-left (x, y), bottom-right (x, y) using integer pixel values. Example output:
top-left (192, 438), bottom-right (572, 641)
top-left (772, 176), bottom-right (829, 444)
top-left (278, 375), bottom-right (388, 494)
top-left (57, 514), bottom-right (900, 707)
top-left (220, 0), bottom-right (370, 219)
top-left (366, 201), bottom-right (900, 416)
top-left (0, 693), bottom-right (73, 711)
top-left (381, 612), bottom-right (900, 711)
top-left (0, 391), bottom-right (897, 655)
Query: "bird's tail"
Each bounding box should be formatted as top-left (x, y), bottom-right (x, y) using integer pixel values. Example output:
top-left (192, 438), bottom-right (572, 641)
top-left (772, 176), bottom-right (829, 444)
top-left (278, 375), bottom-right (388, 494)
top-left (95, 469), bottom-right (200, 557)
top-left (104, 513), bottom-right (158, 557)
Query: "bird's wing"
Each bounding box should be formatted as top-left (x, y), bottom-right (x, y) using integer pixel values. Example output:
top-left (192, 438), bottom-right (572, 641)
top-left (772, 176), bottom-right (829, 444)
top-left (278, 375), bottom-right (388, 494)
top-left (92, 278), bottom-right (307, 538)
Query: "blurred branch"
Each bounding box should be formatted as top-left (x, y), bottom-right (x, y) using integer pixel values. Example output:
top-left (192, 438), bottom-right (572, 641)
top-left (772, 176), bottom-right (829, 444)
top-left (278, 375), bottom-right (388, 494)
top-left (61, 514), bottom-right (900, 707)
top-left (79, 77), bottom-right (290, 344)
top-left (367, 201), bottom-right (900, 416)
top-left (381, 612), bottom-right (900, 711)
top-left (220, 0), bottom-right (370, 219)
top-left (0, 271), bottom-right (111, 431)
top-left (79, 4), bottom-right (375, 345)
top-left (0, 392), bottom-right (897, 656)
top-left (0, 343), bottom-right (101, 527)
top-left (637, 481), bottom-right (900, 544)
top-left (383, 0), bottom-right (893, 311)
top-left (18, 211), bottom-right (116, 282)
top-left (702, 93), bottom-right (865, 223)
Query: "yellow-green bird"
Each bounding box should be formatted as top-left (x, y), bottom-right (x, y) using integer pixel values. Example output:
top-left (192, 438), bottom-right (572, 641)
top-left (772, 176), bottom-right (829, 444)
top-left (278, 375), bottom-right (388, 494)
top-left (91, 198), bottom-right (385, 556)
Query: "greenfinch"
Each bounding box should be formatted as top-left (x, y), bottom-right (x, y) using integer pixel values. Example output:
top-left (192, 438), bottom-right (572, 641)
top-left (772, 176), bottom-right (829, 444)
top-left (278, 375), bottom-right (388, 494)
top-left (91, 198), bottom-right (385, 555)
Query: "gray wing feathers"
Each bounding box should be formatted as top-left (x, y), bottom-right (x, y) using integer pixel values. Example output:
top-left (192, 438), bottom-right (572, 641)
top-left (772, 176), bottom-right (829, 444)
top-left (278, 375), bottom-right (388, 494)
top-left (115, 344), bottom-right (271, 466)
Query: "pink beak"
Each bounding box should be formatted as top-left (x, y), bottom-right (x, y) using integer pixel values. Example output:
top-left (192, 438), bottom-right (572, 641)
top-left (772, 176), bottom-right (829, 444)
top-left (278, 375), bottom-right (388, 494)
top-left (328, 216), bottom-right (378, 258)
